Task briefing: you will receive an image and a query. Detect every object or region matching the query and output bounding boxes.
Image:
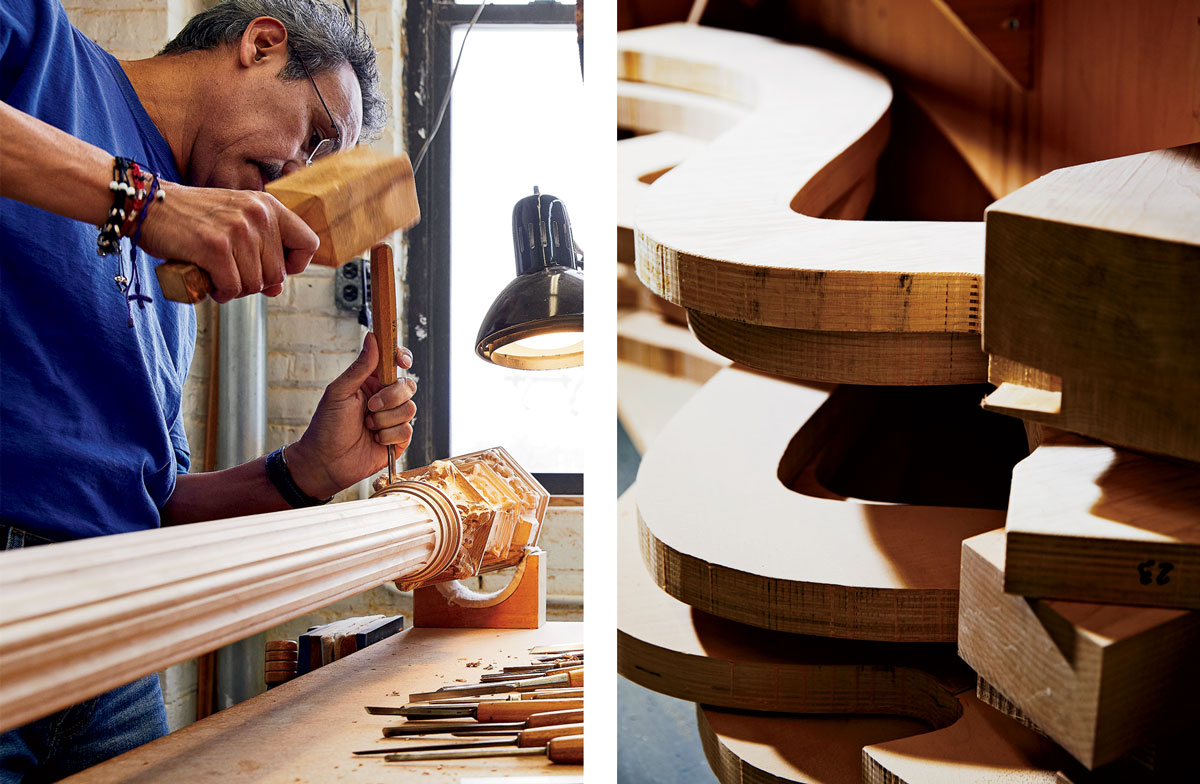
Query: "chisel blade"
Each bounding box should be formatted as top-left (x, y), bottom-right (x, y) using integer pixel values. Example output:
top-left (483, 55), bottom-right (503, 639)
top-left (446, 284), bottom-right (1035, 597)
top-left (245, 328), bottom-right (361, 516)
top-left (381, 722), bottom-right (524, 737)
top-left (356, 738), bottom-right (515, 755)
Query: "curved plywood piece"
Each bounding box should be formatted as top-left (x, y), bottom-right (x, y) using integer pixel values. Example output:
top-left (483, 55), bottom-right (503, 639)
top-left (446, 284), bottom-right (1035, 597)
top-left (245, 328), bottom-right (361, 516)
top-left (619, 487), bottom-right (973, 719)
top-left (687, 311), bottom-right (988, 386)
top-left (620, 24), bottom-right (988, 384)
top-left (699, 705), bottom-right (931, 784)
top-left (699, 695), bottom-right (1079, 784)
top-left (618, 131), bottom-right (709, 264)
top-left (635, 366), bottom-right (1008, 641)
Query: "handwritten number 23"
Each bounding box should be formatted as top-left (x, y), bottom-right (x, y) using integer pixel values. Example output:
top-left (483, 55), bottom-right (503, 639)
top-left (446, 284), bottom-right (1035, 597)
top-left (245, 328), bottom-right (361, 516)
top-left (1137, 559), bottom-right (1174, 586)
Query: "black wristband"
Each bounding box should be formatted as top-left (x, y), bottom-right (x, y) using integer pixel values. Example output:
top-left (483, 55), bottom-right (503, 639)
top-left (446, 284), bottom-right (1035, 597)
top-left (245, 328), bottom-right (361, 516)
top-left (266, 446), bottom-right (332, 508)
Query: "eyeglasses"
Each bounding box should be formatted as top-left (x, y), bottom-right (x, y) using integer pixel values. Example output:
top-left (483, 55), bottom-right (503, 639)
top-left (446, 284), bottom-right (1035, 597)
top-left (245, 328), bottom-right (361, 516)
top-left (298, 57), bottom-right (342, 166)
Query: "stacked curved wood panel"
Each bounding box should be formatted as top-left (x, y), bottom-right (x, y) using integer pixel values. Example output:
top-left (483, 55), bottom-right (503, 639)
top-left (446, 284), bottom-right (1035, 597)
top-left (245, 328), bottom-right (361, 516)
top-left (617, 17), bottom-right (1198, 784)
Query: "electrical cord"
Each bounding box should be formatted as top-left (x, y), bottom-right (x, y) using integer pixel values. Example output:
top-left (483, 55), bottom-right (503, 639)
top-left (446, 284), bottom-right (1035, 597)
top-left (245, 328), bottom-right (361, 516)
top-left (413, 1), bottom-right (489, 175)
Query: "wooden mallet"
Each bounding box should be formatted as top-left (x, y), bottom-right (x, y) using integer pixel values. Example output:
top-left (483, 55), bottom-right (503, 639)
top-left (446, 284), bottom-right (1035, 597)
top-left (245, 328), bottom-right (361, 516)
top-left (155, 147), bottom-right (419, 303)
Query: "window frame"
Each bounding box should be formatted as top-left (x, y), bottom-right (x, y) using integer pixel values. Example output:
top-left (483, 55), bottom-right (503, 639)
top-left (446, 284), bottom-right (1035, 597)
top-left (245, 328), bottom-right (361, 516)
top-left (403, 1), bottom-right (581, 495)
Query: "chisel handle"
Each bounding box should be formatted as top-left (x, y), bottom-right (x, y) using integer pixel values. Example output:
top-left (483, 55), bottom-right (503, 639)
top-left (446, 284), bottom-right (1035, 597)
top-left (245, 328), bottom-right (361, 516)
top-left (156, 261), bottom-right (212, 304)
top-left (368, 243), bottom-right (397, 387)
top-left (526, 708), bottom-right (583, 728)
top-left (517, 723), bottom-right (584, 748)
top-left (547, 734), bottom-right (584, 764)
top-left (475, 699), bottom-right (582, 722)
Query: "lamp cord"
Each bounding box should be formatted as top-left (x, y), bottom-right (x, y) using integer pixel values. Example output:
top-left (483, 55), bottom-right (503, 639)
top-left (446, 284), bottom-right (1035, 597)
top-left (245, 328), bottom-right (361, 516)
top-left (413, 1), bottom-right (489, 175)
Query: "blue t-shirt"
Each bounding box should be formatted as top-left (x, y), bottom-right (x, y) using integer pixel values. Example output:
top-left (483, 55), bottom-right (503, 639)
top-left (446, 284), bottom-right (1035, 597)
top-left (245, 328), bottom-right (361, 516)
top-left (1, 0), bottom-right (196, 541)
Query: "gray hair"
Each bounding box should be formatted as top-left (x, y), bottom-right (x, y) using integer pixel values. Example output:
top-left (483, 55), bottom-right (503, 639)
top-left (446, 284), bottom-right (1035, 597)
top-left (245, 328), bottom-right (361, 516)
top-left (160, 0), bottom-right (386, 140)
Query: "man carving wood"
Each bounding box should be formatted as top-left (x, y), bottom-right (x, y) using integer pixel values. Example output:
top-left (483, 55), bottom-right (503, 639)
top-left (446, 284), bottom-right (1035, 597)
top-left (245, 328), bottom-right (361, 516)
top-left (0, 0), bottom-right (416, 778)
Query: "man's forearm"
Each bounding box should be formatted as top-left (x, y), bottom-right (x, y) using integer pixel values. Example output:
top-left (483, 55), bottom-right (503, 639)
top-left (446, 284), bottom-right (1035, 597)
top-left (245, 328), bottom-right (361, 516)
top-left (161, 456), bottom-right (293, 525)
top-left (0, 101), bottom-right (117, 225)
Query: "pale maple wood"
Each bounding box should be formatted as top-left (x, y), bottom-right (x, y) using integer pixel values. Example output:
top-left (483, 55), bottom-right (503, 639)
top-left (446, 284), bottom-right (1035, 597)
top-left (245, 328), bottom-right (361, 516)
top-left (982, 144), bottom-right (1200, 464)
top-left (1001, 432), bottom-right (1200, 610)
top-left (616, 361), bottom-right (707, 455)
top-left (0, 494), bottom-right (460, 733)
top-left (635, 366), bottom-right (1005, 641)
top-left (959, 529), bottom-right (1200, 768)
top-left (619, 24), bottom-right (990, 385)
top-left (414, 550), bottom-right (546, 629)
top-left (617, 132), bottom-right (707, 264)
top-left (60, 624), bottom-right (583, 782)
top-left (156, 148), bottom-right (419, 302)
top-left (619, 487), bottom-right (973, 719)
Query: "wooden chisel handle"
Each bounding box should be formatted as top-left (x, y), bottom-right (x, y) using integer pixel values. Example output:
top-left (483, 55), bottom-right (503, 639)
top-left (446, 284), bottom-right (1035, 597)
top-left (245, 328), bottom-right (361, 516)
top-left (526, 708), bottom-right (583, 728)
top-left (368, 244), bottom-right (397, 387)
top-left (517, 723), bottom-right (584, 748)
top-left (156, 261), bottom-right (212, 304)
top-left (475, 698), bottom-right (582, 722)
top-left (547, 734), bottom-right (584, 764)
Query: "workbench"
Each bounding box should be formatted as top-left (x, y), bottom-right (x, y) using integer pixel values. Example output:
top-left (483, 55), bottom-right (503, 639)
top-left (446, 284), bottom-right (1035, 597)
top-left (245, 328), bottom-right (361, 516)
top-left (63, 622), bottom-right (584, 783)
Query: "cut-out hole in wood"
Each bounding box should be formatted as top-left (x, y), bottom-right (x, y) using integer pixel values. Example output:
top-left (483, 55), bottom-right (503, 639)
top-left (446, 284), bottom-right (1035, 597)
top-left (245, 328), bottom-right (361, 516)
top-left (777, 384), bottom-right (1029, 511)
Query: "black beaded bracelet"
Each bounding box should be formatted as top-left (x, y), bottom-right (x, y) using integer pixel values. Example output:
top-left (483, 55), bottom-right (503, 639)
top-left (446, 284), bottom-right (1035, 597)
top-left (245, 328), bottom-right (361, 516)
top-left (266, 446), bottom-right (332, 508)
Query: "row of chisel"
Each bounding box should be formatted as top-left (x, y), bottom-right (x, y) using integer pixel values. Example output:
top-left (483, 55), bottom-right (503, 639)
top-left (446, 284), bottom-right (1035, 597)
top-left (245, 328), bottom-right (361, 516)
top-left (359, 643), bottom-right (584, 764)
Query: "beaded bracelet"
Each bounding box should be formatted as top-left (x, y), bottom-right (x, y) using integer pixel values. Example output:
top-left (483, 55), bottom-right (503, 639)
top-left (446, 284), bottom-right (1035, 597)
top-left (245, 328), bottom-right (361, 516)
top-left (97, 157), bottom-right (165, 259)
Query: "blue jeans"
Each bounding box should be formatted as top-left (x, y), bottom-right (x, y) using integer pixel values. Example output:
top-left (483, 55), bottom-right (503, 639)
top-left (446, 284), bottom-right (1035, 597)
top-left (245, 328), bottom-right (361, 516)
top-left (0, 526), bottom-right (169, 782)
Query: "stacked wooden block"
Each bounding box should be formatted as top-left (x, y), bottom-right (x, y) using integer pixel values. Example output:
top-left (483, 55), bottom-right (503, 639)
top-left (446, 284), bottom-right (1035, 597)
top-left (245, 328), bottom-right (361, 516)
top-left (618, 21), bottom-right (1198, 784)
top-left (956, 143), bottom-right (1200, 772)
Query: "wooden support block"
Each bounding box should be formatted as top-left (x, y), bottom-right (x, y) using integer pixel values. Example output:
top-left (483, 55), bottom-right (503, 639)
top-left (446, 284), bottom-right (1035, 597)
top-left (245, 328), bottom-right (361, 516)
top-left (413, 551), bottom-right (546, 629)
top-left (619, 486), bottom-right (973, 718)
top-left (620, 24), bottom-right (990, 385)
top-left (958, 529), bottom-right (1200, 768)
top-left (1003, 432), bottom-right (1200, 609)
top-left (635, 365), bottom-right (1012, 641)
top-left (982, 144), bottom-right (1200, 463)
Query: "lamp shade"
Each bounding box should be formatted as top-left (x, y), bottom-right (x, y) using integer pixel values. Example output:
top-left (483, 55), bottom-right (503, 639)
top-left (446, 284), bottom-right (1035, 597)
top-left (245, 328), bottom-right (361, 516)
top-left (476, 188), bottom-right (584, 370)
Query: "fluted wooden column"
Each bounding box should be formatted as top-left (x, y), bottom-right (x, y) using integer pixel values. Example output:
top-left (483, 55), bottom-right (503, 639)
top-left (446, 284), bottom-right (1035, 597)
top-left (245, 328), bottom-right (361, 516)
top-left (0, 491), bottom-right (460, 732)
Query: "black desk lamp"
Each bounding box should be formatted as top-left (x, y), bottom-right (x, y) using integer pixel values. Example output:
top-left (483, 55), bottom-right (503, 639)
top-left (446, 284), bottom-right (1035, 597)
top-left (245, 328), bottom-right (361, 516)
top-left (475, 187), bottom-right (584, 370)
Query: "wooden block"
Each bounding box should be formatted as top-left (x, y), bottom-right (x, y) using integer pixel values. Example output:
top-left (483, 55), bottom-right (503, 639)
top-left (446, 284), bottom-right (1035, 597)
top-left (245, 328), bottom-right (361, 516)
top-left (620, 24), bottom-right (990, 384)
top-left (266, 147), bottom-right (419, 269)
top-left (413, 551), bottom-right (546, 629)
top-left (1003, 432), bottom-right (1200, 609)
top-left (619, 486), bottom-right (974, 717)
top-left (155, 148), bottom-right (420, 303)
top-left (264, 660), bottom-right (296, 674)
top-left (959, 529), bottom-right (1200, 768)
top-left (635, 365), bottom-right (1010, 641)
top-left (264, 650), bottom-right (298, 663)
top-left (265, 640), bottom-right (298, 653)
top-left (699, 693), bottom-right (1084, 784)
top-left (982, 144), bottom-right (1200, 463)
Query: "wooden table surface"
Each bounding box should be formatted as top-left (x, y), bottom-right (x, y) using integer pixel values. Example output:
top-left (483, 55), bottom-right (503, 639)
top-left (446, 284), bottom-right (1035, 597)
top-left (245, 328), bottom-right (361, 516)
top-left (65, 622), bottom-right (584, 783)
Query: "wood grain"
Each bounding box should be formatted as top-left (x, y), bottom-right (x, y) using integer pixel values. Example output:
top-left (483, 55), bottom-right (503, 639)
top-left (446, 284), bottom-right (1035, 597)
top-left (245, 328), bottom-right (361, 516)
top-left (0, 493), bottom-right (461, 732)
top-left (61, 624), bottom-right (584, 782)
top-left (621, 24), bottom-right (984, 330)
top-left (619, 24), bottom-right (991, 385)
top-left (1002, 432), bottom-right (1200, 610)
top-left (617, 309), bottom-right (729, 385)
top-left (958, 529), bottom-right (1200, 768)
top-left (698, 694), bottom-right (1082, 784)
top-left (635, 365), bottom-right (1007, 641)
top-left (619, 487), bottom-right (973, 719)
top-left (982, 144), bottom-right (1200, 463)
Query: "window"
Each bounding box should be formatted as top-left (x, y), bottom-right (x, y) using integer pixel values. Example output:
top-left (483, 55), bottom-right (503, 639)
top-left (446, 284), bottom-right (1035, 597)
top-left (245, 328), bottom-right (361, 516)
top-left (405, 1), bottom-right (584, 494)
